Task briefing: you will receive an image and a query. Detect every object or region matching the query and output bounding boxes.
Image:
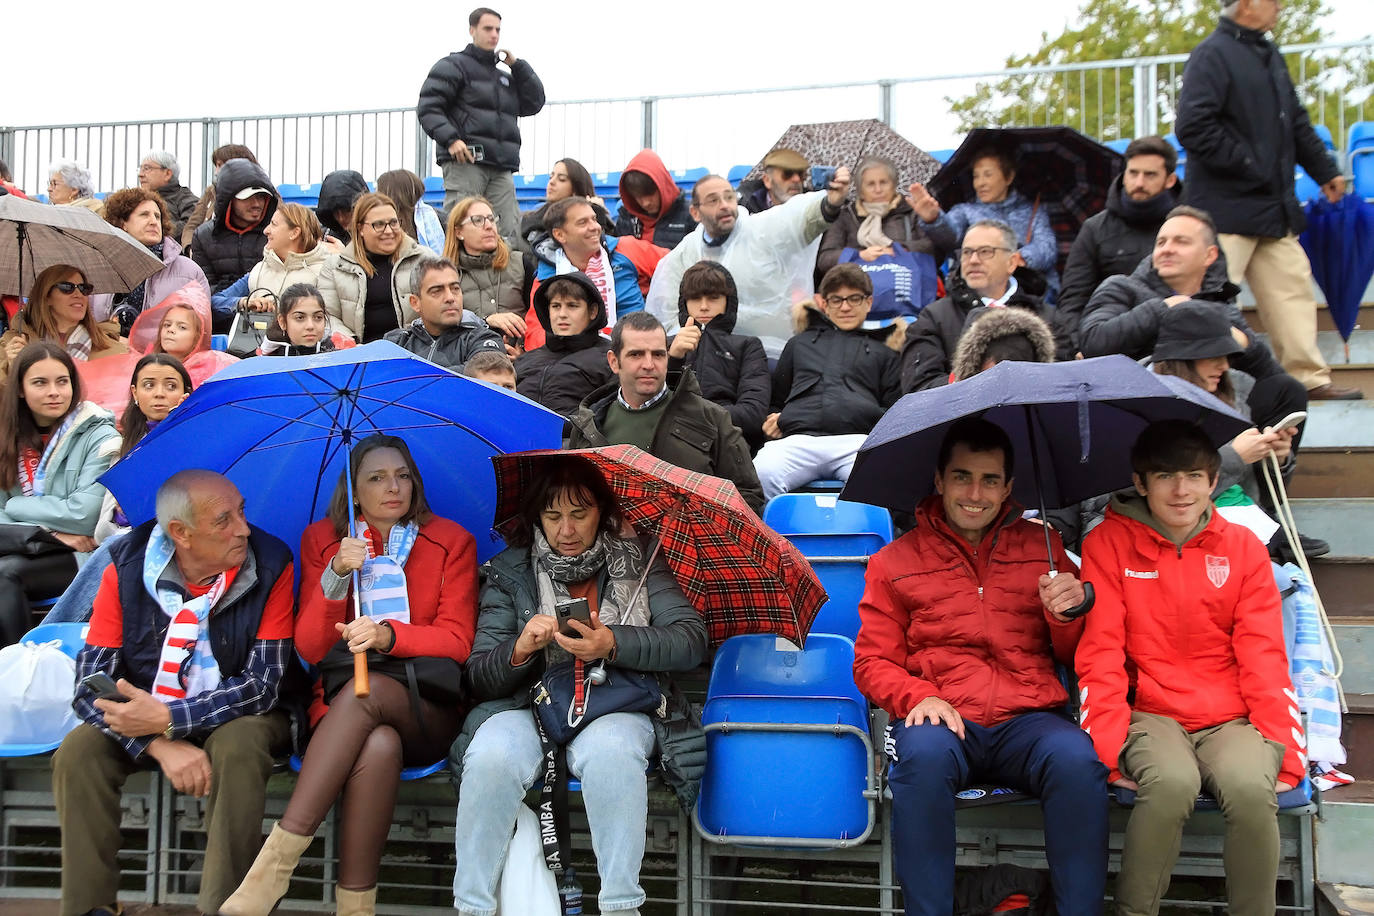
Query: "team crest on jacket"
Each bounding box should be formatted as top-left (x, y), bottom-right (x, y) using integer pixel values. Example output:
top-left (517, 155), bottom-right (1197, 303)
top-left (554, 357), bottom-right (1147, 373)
top-left (1205, 555), bottom-right (1230, 588)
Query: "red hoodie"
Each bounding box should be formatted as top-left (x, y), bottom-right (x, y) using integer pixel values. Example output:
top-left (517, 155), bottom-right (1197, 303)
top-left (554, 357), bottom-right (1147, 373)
top-left (617, 149), bottom-right (683, 241)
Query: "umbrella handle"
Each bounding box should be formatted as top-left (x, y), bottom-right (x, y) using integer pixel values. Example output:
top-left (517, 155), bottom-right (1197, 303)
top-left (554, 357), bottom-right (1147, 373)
top-left (353, 649), bottom-right (370, 698)
top-left (342, 433), bottom-right (371, 699)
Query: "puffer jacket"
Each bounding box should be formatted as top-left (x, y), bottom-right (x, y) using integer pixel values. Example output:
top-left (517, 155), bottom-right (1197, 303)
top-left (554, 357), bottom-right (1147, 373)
top-left (853, 494), bottom-right (1083, 727)
top-left (815, 196), bottom-right (957, 281)
top-left (190, 159), bottom-right (279, 294)
top-left (0, 400), bottom-right (120, 541)
top-left (417, 45), bottom-right (545, 172)
top-left (455, 247), bottom-right (526, 321)
top-left (950, 305), bottom-right (1056, 381)
top-left (1079, 255), bottom-right (1283, 381)
top-left (772, 306), bottom-right (901, 437)
top-left (383, 312), bottom-right (505, 371)
top-left (513, 271), bottom-right (613, 417)
top-left (1078, 492), bottom-right (1304, 785)
top-left (613, 149), bottom-right (698, 250)
top-left (450, 543), bottom-right (708, 807)
top-left (210, 241), bottom-right (332, 323)
top-left (89, 236), bottom-right (210, 332)
top-left (319, 236), bottom-right (427, 341)
top-left (315, 170), bottom-right (369, 243)
top-left (1176, 17), bottom-right (1338, 238)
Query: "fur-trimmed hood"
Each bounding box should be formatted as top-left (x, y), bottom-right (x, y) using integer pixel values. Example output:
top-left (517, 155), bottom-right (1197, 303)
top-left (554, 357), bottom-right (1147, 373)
top-left (951, 306), bottom-right (1056, 381)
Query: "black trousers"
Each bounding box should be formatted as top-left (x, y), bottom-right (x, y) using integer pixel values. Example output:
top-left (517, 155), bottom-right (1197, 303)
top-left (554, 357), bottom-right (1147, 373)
top-left (0, 550), bottom-right (78, 644)
top-left (1245, 371), bottom-right (1309, 506)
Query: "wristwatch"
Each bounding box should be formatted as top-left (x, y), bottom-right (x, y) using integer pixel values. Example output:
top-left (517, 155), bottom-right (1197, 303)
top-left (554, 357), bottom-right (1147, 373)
top-left (162, 720), bottom-right (175, 741)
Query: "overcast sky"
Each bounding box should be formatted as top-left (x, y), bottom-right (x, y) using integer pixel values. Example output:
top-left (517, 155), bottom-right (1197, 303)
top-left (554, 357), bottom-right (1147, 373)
top-left (6, 0), bottom-right (1368, 183)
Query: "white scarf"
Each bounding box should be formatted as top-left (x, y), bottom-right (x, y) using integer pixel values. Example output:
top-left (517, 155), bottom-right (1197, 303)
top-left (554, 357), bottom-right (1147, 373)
top-left (144, 526), bottom-right (230, 700)
top-left (553, 245), bottom-right (617, 324)
top-left (65, 324), bottom-right (93, 361)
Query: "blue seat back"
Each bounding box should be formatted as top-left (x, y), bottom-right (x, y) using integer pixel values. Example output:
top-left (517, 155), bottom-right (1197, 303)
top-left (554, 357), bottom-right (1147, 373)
top-left (290, 753), bottom-right (445, 781)
top-left (726, 164), bottom-right (753, 185)
top-left (929, 149), bottom-right (955, 164)
top-left (1104, 138), bottom-right (1131, 154)
top-left (1164, 133), bottom-right (1187, 179)
top-left (1313, 124), bottom-right (1335, 150)
top-left (1293, 167), bottom-right (1322, 204)
top-left (20, 622), bottom-right (88, 659)
top-left (1350, 122), bottom-right (1374, 199)
top-left (422, 175), bottom-right (445, 206)
top-left (762, 493), bottom-right (893, 557)
top-left (805, 560), bottom-right (868, 641)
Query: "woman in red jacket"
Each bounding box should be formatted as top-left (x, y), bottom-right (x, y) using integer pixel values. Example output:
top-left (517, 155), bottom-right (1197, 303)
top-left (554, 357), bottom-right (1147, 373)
top-left (222, 434), bottom-right (478, 916)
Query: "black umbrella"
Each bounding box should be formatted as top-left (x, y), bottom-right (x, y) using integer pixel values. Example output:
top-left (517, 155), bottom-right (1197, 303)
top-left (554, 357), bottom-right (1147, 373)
top-left (927, 127), bottom-right (1124, 277)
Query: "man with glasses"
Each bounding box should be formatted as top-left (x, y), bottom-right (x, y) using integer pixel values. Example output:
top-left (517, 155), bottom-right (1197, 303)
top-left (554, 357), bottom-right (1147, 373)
top-left (138, 151), bottom-right (200, 240)
top-left (753, 264), bottom-right (902, 499)
top-left (52, 470), bottom-right (303, 916)
top-left (646, 167), bottom-right (851, 360)
top-left (385, 255), bottom-right (504, 370)
top-left (417, 6), bottom-right (545, 231)
top-left (901, 219), bottom-right (1065, 392)
top-left (741, 147), bottom-right (810, 214)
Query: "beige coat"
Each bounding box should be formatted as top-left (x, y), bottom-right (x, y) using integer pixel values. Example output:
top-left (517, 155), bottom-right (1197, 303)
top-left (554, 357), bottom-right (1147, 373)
top-left (246, 241), bottom-right (331, 299)
top-left (319, 236), bottom-right (426, 341)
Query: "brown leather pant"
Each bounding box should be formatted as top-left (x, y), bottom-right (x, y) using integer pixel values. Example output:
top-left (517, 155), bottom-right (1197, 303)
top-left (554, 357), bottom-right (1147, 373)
top-left (281, 673), bottom-right (461, 889)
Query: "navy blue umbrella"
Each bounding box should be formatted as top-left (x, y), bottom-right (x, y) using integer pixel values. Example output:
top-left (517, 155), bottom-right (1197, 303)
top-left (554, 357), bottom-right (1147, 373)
top-left (1301, 194), bottom-right (1374, 355)
top-left (841, 355), bottom-right (1252, 566)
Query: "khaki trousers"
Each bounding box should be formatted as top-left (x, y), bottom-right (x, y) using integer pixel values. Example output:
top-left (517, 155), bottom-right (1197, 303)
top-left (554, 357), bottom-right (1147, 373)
top-left (1115, 712), bottom-right (1285, 916)
top-left (1220, 233), bottom-right (1331, 389)
top-left (53, 712), bottom-right (290, 915)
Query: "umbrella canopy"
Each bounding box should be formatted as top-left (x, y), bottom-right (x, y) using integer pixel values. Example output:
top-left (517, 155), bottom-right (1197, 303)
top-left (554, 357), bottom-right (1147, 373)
top-left (840, 355), bottom-right (1252, 515)
top-left (927, 127), bottom-right (1123, 277)
top-left (491, 445), bottom-right (827, 647)
top-left (744, 119), bottom-right (943, 191)
top-left (0, 194), bottom-right (165, 297)
top-left (1300, 194), bottom-right (1374, 346)
top-left (101, 341), bottom-right (566, 565)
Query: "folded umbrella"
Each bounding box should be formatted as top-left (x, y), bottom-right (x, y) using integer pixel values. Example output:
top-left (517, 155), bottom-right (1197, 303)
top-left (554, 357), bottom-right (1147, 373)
top-left (1300, 194), bottom-right (1374, 358)
top-left (492, 445), bottom-right (827, 646)
top-left (0, 194), bottom-right (164, 296)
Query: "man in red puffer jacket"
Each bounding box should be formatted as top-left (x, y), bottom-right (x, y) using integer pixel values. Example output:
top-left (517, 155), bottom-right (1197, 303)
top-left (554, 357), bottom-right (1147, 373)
top-left (855, 417), bottom-right (1107, 916)
top-left (1078, 419), bottom-right (1304, 916)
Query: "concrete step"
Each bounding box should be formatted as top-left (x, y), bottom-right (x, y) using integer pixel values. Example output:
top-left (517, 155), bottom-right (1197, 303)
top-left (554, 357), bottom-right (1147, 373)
top-left (1292, 499), bottom-right (1374, 558)
top-left (1301, 402), bottom-right (1374, 449)
top-left (1318, 882), bottom-right (1374, 916)
top-left (1331, 621), bottom-right (1374, 697)
top-left (1290, 449), bottom-right (1374, 499)
top-left (1242, 302), bottom-right (1374, 336)
top-left (1316, 785), bottom-right (1374, 885)
top-left (1326, 365), bottom-right (1374, 400)
top-left (1235, 273), bottom-right (1374, 310)
top-left (1257, 330), bottom-right (1374, 365)
top-left (1312, 559), bottom-right (1374, 618)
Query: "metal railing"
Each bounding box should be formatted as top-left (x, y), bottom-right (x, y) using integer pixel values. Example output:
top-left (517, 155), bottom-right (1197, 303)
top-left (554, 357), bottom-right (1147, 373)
top-left (2, 39), bottom-right (1370, 197)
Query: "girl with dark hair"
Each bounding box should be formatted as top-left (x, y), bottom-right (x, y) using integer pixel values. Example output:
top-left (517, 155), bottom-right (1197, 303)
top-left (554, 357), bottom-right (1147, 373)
top-left (222, 434), bottom-right (478, 916)
top-left (259, 283), bottom-right (355, 356)
top-left (519, 157), bottom-right (615, 253)
top-left (377, 169), bottom-right (446, 254)
top-left (0, 341), bottom-right (120, 644)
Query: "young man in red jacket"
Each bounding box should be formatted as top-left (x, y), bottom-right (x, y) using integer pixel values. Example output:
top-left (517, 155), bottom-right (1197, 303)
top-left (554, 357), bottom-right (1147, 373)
top-left (854, 418), bottom-right (1107, 916)
top-left (1078, 419), bottom-right (1304, 916)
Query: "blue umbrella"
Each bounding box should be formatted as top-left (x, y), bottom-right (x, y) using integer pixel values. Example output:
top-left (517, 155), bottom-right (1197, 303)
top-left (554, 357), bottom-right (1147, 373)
top-left (1300, 194), bottom-right (1374, 354)
top-left (102, 341), bottom-right (566, 566)
top-left (840, 355), bottom-right (1252, 568)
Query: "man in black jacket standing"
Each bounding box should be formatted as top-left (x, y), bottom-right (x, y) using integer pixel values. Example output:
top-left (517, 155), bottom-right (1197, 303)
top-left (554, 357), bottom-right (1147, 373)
top-left (1058, 136), bottom-right (1181, 350)
top-left (417, 7), bottom-right (545, 233)
top-left (1175, 0), bottom-right (1357, 400)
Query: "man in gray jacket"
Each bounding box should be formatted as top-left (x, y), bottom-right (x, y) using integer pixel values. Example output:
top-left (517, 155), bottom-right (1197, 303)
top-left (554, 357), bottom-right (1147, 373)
top-left (385, 255), bottom-right (505, 370)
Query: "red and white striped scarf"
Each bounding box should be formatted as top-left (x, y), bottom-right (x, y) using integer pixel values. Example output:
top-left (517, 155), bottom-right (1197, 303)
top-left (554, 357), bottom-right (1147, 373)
top-left (150, 571), bottom-right (231, 701)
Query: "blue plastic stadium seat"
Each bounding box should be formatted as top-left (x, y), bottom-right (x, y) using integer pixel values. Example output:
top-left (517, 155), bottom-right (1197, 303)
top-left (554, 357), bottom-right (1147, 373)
top-left (1163, 133), bottom-right (1187, 179)
top-left (1350, 122), bottom-right (1374, 199)
top-left (672, 167), bottom-right (709, 193)
top-left (275, 183), bottom-right (304, 204)
top-left (726, 164), bottom-right (753, 185)
top-left (1294, 167), bottom-right (1322, 204)
top-left (0, 623), bottom-right (89, 758)
top-left (289, 754), bottom-right (446, 781)
top-left (693, 634), bottom-right (877, 847)
top-left (292, 183), bottom-right (321, 209)
top-left (1105, 138), bottom-right (1131, 154)
top-left (1112, 776), bottom-right (1314, 811)
top-left (929, 149), bottom-right (955, 164)
top-left (592, 171), bottom-right (621, 197)
top-left (422, 175), bottom-right (446, 206)
top-left (1313, 124), bottom-right (1335, 150)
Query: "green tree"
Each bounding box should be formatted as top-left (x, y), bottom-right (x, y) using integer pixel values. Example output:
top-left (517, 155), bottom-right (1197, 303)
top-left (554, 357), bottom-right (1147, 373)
top-left (945, 0), bottom-right (1369, 143)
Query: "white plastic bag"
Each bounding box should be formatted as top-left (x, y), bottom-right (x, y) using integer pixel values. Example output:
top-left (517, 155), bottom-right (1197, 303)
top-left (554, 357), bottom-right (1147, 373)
top-left (491, 802), bottom-right (560, 915)
top-left (0, 638), bottom-right (81, 746)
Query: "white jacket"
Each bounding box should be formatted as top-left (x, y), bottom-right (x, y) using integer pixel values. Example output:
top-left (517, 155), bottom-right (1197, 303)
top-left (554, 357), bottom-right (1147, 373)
top-left (319, 237), bottom-right (427, 341)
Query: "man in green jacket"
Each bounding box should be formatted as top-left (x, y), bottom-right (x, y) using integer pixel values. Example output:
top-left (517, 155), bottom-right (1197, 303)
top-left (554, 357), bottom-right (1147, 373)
top-left (567, 312), bottom-right (765, 513)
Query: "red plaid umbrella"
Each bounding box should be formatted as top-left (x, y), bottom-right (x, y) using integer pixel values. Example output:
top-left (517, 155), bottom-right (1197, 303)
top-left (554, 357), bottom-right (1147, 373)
top-left (491, 445), bottom-right (827, 646)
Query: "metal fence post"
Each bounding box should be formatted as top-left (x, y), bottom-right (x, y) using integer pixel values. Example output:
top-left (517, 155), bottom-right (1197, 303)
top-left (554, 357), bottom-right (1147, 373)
top-left (200, 118), bottom-right (218, 191)
top-left (641, 98), bottom-right (656, 152)
top-left (415, 118), bottom-right (432, 177)
top-left (0, 127), bottom-right (13, 171)
top-left (879, 80), bottom-right (895, 126)
top-left (1132, 62), bottom-right (1152, 140)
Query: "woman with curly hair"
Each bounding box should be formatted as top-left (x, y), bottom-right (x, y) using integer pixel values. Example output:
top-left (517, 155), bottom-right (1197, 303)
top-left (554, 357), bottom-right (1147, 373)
top-left (90, 187), bottom-right (210, 335)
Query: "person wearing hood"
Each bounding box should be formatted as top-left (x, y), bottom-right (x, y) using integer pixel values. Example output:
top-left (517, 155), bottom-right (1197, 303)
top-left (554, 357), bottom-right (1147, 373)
top-left (191, 159), bottom-right (279, 309)
top-left (901, 220), bottom-right (1069, 393)
top-left (513, 272), bottom-right (613, 416)
top-left (127, 284), bottom-right (239, 391)
top-left (416, 7), bottom-right (545, 232)
top-left (210, 203), bottom-right (336, 326)
top-left (181, 144), bottom-right (257, 249)
top-left (950, 305), bottom-right (1057, 382)
top-left (668, 262), bottom-right (770, 449)
top-left (614, 148), bottom-right (698, 250)
top-left (567, 312), bottom-right (764, 513)
top-left (137, 151), bottom-right (200, 240)
top-left (315, 170), bottom-right (370, 246)
top-left (755, 265), bottom-right (902, 500)
top-left (1077, 419), bottom-right (1305, 916)
top-left (1058, 137), bottom-right (1183, 347)
top-left (383, 254), bottom-right (504, 370)
top-left (90, 188), bottom-right (211, 337)
top-left (320, 192), bottom-right (430, 342)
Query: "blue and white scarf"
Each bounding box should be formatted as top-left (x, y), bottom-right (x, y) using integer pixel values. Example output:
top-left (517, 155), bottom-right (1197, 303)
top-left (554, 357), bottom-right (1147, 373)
top-left (358, 520), bottom-right (418, 624)
top-left (19, 410), bottom-right (80, 497)
top-left (143, 525), bottom-right (230, 699)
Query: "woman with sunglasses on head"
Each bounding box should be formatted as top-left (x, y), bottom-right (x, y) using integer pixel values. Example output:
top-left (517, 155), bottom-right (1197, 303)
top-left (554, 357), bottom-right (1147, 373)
top-left (1, 265), bottom-right (128, 377)
top-left (319, 193), bottom-right (428, 342)
top-left (443, 196), bottom-right (529, 346)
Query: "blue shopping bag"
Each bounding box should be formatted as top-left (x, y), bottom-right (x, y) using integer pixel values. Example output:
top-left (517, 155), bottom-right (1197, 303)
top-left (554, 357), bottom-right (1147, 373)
top-left (839, 243), bottom-right (939, 320)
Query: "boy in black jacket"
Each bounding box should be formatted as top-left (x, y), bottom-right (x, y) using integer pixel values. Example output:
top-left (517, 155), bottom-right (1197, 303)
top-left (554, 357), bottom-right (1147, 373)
top-left (755, 264), bottom-right (902, 499)
top-left (667, 262), bottom-right (771, 450)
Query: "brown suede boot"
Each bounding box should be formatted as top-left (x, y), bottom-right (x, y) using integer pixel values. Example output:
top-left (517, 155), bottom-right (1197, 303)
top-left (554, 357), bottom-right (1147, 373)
top-left (217, 822), bottom-right (312, 915)
top-left (334, 885), bottom-right (377, 916)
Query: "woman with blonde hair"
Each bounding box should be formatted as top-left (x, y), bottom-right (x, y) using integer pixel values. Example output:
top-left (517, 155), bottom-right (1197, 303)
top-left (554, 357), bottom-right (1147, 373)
top-left (210, 202), bottom-right (336, 325)
top-left (1, 265), bottom-right (127, 375)
top-left (443, 196), bottom-right (528, 343)
top-left (319, 193), bottom-right (427, 342)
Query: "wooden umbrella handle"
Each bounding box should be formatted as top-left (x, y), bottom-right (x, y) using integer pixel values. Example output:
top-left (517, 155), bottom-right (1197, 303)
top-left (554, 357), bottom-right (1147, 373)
top-left (354, 650), bottom-right (370, 697)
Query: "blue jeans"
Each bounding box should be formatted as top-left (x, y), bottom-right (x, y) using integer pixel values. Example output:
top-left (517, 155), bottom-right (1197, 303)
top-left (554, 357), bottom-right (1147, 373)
top-left (453, 708), bottom-right (655, 916)
top-left (886, 710), bottom-right (1108, 916)
top-left (40, 536), bottom-right (121, 625)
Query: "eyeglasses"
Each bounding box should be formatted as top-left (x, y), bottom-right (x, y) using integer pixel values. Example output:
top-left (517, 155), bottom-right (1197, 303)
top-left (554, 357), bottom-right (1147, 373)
top-left (54, 281), bottom-right (94, 295)
top-left (367, 218), bottom-right (402, 233)
top-left (697, 192), bottom-right (737, 208)
top-left (137, 163), bottom-right (168, 173)
top-left (463, 214), bottom-right (500, 228)
top-left (774, 169), bottom-right (805, 180)
top-left (959, 246), bottom-right (1013, 261)
top-left (824, 293), bottom-right (869, 308)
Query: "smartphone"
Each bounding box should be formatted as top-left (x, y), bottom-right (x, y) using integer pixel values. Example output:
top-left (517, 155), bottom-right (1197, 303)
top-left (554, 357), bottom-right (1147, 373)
top-left (555, 596), bottom-right (592, 637)
top-left (82, 672), bottom-right (129, 702)
top-left (321, 227), bottom-right (332, 240)
top-left (1271, 411), bottom-right (1307, 431)
top-left (810, 166), bottom-right (837, 191)
top-left (470, 143), bottom-right (485, 163)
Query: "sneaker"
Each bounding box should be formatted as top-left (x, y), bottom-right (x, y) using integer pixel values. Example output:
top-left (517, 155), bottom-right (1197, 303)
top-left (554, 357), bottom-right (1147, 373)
top-left (1268, 531), bottom-right (1331, 563)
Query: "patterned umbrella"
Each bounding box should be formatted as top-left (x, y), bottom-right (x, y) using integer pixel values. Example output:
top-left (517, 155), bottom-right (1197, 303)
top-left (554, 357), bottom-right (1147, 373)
top-left (743, 119), bottom-right (943, 191)
top-left (927, 126), bottom-right (1124, 277)
top-left (0, 193), bottom-right (164, 296)
top-left (492, 445), bottom-right (827, 646)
